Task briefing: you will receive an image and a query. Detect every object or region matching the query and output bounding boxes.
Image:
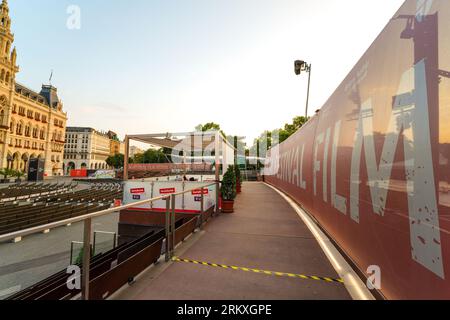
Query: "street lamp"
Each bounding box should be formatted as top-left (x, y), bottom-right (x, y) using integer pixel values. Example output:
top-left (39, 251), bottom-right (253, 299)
top-left (294, 60), bottom-right (312, 118)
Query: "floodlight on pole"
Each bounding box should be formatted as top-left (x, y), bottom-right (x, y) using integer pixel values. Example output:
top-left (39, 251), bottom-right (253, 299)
top-left (294, 60), bottom-right (312, 118)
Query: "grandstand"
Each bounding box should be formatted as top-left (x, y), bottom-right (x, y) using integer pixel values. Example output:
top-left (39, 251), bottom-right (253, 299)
top-left (0, 182), bottom-right (78, 202)
top-left (0, 182), bottom-right (123, 238)
top-left (6, 207), bottom-right (214, 300)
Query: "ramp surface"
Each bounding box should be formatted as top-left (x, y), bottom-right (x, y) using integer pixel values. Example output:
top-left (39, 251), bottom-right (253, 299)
top-left (116, 182), bottom-right (351, 300)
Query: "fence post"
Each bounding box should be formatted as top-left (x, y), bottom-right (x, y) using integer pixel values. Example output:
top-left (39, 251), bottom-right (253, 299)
top-left (92, 231), bottom-right (97, 257)
top-left (200, 187), bottom-right (204, 215)
top-left (165, 196), bottom-right (171, 262)
top-left (81, 218), bottom-right (92, 301)
top-left (215, 181), bottom-right (220, 216)
top-left (171, 194), bottom-right (176, 257)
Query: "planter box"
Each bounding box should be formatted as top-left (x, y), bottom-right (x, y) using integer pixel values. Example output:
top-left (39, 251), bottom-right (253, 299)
top-left (221, 200), bottom-right (235, 213)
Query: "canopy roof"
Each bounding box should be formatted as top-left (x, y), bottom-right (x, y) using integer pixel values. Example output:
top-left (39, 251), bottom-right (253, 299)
top-left (124, 131), bottom-right (236, 181)
top-left (126, 131), bottom-right (235, 152)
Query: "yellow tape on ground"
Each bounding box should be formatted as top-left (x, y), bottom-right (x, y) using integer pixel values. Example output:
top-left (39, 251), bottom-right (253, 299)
top-left (172, 257), bottom-right (344, 284)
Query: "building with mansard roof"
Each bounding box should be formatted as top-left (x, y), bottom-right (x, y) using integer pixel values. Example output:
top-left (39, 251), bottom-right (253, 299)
top-left (0, 0), bottom-right (67, 176)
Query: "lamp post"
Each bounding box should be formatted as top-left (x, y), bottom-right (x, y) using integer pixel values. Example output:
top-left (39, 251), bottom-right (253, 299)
top-left (294, 60), bottom-right (312, 118)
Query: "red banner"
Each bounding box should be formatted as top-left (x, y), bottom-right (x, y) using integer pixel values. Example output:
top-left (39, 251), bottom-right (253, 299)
top-left (265, 0), bottom-right (450, 299)
top-left (130, 188), bottom-right (145, 194)
top-left (70, 169), bottom-right (87, 178)
top-left (192, 189), bottom-right (209, 195)
top-left (159, 188), bottom-right (176, 195)
top-left (128, 163), bottom-right (212, 172)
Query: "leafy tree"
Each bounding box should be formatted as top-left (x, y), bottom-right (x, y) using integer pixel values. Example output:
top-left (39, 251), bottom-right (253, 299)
top-left (13, 170), bottom-right (26, 180)
top-left (0, 168), bottom-right (15, 180)
top-left (195, 122), bottom-right (226, 138)
top-left (196, 122), bottom-right (221, 132)
top-left (130, 148), bottom-right (170, 164)
top-left (278, 116), bottom-right (309, 144)
top-left (251, 116), bottom-right (309, 153)
top-left (131, 153), bottom-right (144, 164)
top-left (106, 154), bottom-right (124, 169)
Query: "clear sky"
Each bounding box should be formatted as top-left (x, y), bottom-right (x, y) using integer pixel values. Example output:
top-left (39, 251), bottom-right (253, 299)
top-left (9, 0), bottom-right (405, 145)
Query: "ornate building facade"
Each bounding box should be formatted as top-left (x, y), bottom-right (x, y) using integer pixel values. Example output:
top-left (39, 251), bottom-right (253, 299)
top-left (64, 127), bottom-right (112, 174)
top-left (0, 0), bottom-right (67, 176)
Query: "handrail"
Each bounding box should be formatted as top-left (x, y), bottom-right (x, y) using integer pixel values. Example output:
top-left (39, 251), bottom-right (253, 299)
top-left (170, 182), bottom-right (217, 197)
top-left (0, 182), bottom-right (216, 243)
top-left (1, 181), bottom-right (219, 300)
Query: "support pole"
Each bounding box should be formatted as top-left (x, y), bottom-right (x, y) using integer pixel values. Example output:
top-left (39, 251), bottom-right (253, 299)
top-left (81, 218), bottom-right (92, 301)
top-left (171, 195), bottom-right (176, 256)
top-left (165, 196), bottom-right (171, 262)
top-left (305, 64), bottom-right (312, 118)
top-left (124, 136), bottom-right (130, 181)
top-left (215, 132), bottom-right (220, 216)
top-left (200, 187), bottom-right (204, 215)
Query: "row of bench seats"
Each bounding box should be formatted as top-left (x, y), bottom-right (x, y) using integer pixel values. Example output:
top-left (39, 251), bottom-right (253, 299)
top-left (0, 202), bottom-right (112, 235)
top-left (0, 183), bottom-right (123, 236)
top-left (40, 187), bottom-right (122, 205)
top-left (0, 182), bottom-right (78, 201)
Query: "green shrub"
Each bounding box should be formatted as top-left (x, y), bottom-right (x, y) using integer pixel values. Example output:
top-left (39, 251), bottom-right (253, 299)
top-left (234, 165), bottom-right (241, 183)
top-left (221, 167), bottom-right (236, 201)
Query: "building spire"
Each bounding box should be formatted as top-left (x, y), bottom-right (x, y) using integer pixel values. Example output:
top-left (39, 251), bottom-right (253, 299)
top-left (0, 0), bottom-right (11, 32)
top-left (1, 0), bottom-right (8, 12)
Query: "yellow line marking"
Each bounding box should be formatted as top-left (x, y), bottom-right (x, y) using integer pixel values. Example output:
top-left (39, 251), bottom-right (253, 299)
top-left (172, 257), bottom-right (344, 284)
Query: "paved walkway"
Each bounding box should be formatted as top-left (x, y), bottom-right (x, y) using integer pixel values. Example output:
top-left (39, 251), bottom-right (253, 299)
top-left (116, 182), bottom-right (351, 300)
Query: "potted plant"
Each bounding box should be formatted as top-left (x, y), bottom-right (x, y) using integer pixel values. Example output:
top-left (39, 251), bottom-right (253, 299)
top-left (234, 165), bottom-right (242, 194)
top-left (0, 168), bottom-right (14, 183)
top-left (13, 170), bottom-right (26, 183)
top-left (221, 167), bottom-right (236, 213)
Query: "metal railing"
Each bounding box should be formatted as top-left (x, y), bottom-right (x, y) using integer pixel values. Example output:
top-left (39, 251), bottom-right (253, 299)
top-left (0, 181), bottom-right (219, 300)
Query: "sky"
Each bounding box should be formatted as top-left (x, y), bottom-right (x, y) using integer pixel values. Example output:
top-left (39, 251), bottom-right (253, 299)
top-left (8, 0), bottom-right (405, 145)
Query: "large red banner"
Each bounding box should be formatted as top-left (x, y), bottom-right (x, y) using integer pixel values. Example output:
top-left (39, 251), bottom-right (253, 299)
top-left (70, 169), bottom-right (87, 178)
top-left (128, 163), bottom-right (213, 172)
top-left (265, 0), bottom-right (450, 299)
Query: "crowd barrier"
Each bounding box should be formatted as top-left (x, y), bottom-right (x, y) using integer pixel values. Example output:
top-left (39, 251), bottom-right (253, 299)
top-left (265, 0), bottom-right (450, 299)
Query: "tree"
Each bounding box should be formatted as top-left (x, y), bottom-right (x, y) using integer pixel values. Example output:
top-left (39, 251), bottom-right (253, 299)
top-left (130, 148), bottom-right (170, 164)
top-left (0, 168), bottom-right (15, 181)
top-left (195, 122), bottom-right (226, 138)
top-left (131, 153), bottom-right (144, 164)
top-left (251, 116), bottom-right (309, 152)
top-left (196, 122), bottom-right (221, 132)
top-left (106, 154), bottom-right (124, 169)
top-left (279, 116), bottom-right (309, 143)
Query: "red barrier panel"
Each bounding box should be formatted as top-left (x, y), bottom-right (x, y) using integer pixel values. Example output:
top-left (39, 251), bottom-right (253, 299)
top-left (70, 169), bottom-right (87, 178)
top-left (265, 0), bottom-right (450, 299)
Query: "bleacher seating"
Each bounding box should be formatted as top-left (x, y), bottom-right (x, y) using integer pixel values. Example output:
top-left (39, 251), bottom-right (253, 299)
top-left (0, 182), bottom-right (78, 201)
top-left (0, 182), bottom-right (123, 236)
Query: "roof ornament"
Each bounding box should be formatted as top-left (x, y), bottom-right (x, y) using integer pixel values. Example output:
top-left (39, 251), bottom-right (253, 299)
top-left (49, 69), bottom-right (53, 85)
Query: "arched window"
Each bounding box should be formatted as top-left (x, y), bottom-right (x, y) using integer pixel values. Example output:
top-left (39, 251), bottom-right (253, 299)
top-left (5, 71), bottom-right (10, 84)
top-left (0, 69), bottom-right (4, 82)
top-left (0, 109), bottom-right (4, 125)
top-left (5, 41), bottom-right (10, 54)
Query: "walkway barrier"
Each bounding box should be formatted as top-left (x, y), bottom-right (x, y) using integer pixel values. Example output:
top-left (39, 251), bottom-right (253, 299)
top-left (0, 182), bottom-right (219, 300)
top-left (263, 0), bottom-right (450, 300)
